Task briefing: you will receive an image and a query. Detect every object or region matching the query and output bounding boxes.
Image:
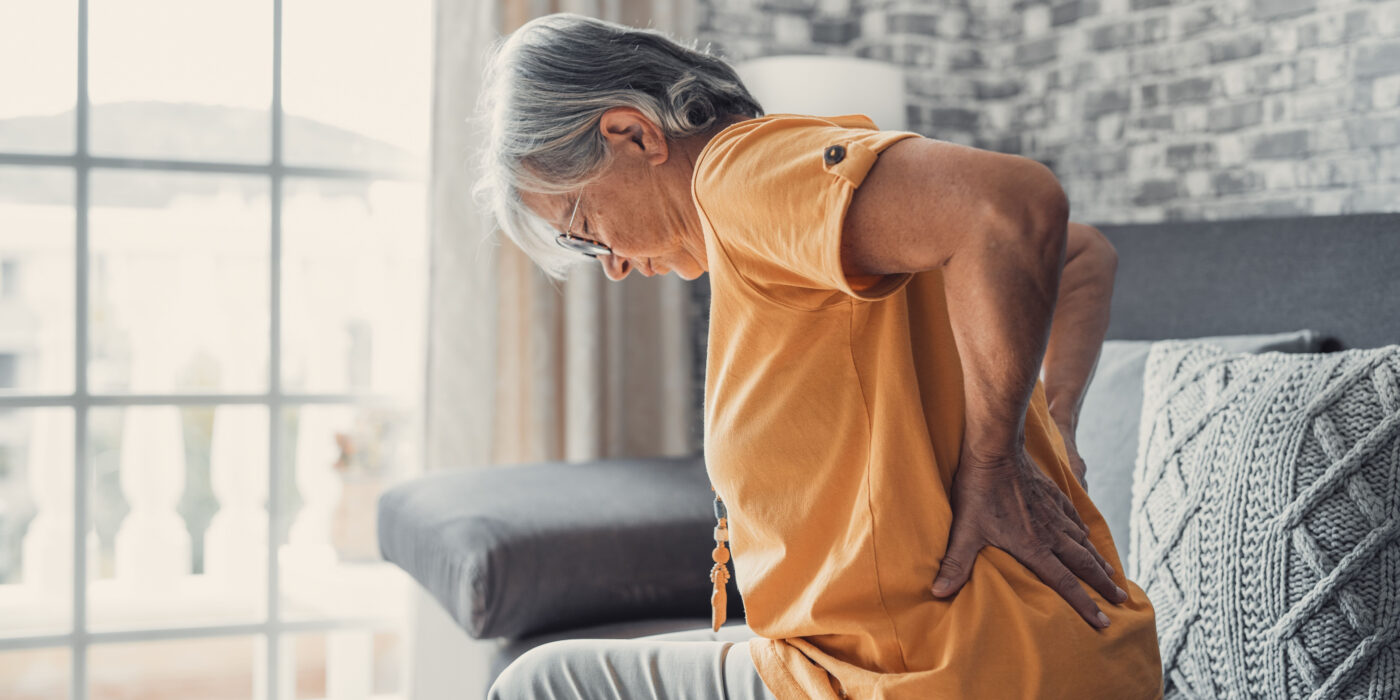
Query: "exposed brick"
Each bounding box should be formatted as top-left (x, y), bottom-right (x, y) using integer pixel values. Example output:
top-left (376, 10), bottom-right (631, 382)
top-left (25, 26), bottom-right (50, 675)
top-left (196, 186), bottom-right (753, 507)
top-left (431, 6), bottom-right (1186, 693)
top-left (1216, 134), bottom-right (1247, 166)
top-left (1346, 117), bottom-right (1400, 148)
top-left (1265, 24), bottom-right (1298, 55)
top-left (1083, 87), bottom-right (1132, 117)
top-left (1015, 101), bottom-right (1049, 128)
top-left (1089, 21), bottom-right (1131, 51)
top-left (1140, 84), bottom-right (1161, 109)
top-left (927, 107), bottom-right (980, 131)
top-left (1352, 184), bottom-right (1400, 211)
top-left (1166, 76), bottom-right (1215, 104)
top-left (1133, 178), bottom-right (1179, 205)
top-left (1015, 36), bottom-right (1058, 65)
top-left (1090, 17), bottom-right (1167, 51)
top-left (1251, 0), bottom-right (1314, 22)
top-left (1084, 148), bottom-right (1129, 174)
top-left (1051, 0), bottom-right (1094, 27)
top-left (1224, 196), bottom-right (1313, 218)
top-left (1355, 41), bottom-right (1400, 78)
top-left (1166, 142), bottom-right (1216, 169)
top-left (1263, 162), bottom-right (1296, 190)
top-left (1314, 122), bottom-right (1348, 152)
top-left (1380, 4), bottom-right (1400, 38)
top-left (772, 14), bottom-right (811, 45)
top-left (950, 46), bottom-right (986, 70)
top-left (1183, 170), bottom-right (1212, 197)
top-left (1175, 5), bottom-right (1218, 39)
top-left (1128, 46), bottom-right (1177, 76)
top-left (1025, 4), bottom-right (1052, 38)
top-left (1175, 104), bottom-right (1210, 131)
top-left (1220, 64), bottom-right (1252, 98)
top-left (759, 0), bottom-right (815, 11)
top-left (1208, 33), bottom-right (1264, 64)
top-left (1374, 74), bottom-right (1400, 109)
top-left (706, 10), bottom-right (774, 37)
top-left (1298, 14), bottom-right (1346, 49)
top-left (1251, 129), bottom-right (1310, 159)
top-left (945, 9), bottom-right (974, 38)
top-left (888, 12), bottom-right (939, 36)
top-left (889, 41), bottom-right (936, 68)
top-left (811, 16), bottom-right (858, 44)
top-left (860, 10), bottom-right (887, 40)
top-left (1345, 9), bottom-right (1371, 42)
top-left (1096, 112), bottom-right (1125, 141)
top-left (975, 78), bottom-right (1024, 100)
top-left (975, 134), bottom-right (1024, 153)
top-left (1255, 60), bottom-right (1297, 93)
top-left (905, 73), bottom-right (976, 101)
top-left (1212, 168), bottom-right (1264, 195)
top-left (856, 43), bottom-right (893, 62)
top-left (1132, 113), bottom-right (1175, 130)
top-left (1208, 101), bottom-right (1264, 132)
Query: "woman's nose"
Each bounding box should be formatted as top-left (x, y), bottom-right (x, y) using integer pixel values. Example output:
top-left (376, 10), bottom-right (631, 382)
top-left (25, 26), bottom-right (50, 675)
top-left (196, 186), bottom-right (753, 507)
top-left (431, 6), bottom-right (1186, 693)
top-left (602, 254), bottom-right (630, 281)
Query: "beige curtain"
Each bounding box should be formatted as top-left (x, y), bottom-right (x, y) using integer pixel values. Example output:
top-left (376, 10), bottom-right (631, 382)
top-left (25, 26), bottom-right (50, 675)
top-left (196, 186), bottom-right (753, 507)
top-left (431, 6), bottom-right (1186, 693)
top-left (426, 0), bottom-right (700, 473)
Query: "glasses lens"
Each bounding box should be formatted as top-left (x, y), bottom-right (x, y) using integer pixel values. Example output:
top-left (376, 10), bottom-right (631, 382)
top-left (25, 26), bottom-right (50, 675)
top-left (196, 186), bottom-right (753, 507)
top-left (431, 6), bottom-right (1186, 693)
top-left (556, 234), bottom-right (607, 258)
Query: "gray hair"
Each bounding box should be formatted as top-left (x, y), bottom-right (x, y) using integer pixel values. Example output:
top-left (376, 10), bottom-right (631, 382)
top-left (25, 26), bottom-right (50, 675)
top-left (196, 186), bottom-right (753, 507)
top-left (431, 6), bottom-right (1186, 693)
top-left (473, 13), bottom-right (764, 280)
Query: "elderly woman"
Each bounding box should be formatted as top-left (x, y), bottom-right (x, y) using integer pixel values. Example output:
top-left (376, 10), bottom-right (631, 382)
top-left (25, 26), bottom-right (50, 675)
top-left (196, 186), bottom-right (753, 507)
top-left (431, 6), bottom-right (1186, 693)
top-left (479, 13), bottom-right (1162, 700)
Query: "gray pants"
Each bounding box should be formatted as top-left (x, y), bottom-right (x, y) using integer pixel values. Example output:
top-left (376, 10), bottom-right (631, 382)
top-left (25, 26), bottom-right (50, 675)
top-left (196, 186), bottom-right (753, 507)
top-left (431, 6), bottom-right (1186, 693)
top-left (487, 625), bottom-right (778, 700)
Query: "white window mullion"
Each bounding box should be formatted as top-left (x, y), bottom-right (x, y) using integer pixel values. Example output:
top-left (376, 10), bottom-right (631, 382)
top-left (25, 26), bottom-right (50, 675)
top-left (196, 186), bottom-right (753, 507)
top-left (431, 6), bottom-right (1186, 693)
top-left (266, 1), bottom-right (286, 698)
top-left (72, 0), bottom-right (91, 698)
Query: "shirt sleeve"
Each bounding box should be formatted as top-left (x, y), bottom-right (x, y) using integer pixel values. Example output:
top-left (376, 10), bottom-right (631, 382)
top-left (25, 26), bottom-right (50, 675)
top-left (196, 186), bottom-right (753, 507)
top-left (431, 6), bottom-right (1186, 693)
top-left (692, 114), bottom-right (923, 307)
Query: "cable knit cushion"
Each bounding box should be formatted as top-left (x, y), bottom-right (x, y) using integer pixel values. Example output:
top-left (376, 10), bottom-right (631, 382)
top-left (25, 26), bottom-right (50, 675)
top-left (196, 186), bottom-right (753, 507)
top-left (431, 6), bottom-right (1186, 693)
top-left (1130, 341), bottom-right (1400, 699)
top-left (1079, 331), bottom-right (1320, 560)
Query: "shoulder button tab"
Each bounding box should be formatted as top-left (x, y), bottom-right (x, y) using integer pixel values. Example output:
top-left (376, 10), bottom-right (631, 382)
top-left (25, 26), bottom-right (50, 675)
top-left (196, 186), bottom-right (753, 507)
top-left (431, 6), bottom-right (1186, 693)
top-left (823, 144), bottom-right (846, 166)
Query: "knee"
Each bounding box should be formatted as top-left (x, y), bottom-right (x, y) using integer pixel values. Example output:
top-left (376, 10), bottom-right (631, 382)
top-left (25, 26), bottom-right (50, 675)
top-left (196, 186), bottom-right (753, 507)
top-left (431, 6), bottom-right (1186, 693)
top-left (486, 640), bottom-right (594, 700)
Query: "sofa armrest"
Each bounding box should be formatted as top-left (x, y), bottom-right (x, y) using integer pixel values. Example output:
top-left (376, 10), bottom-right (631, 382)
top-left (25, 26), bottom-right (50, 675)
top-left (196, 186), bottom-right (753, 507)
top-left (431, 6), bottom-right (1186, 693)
top-left (377, 455), bottom-right (743, 640)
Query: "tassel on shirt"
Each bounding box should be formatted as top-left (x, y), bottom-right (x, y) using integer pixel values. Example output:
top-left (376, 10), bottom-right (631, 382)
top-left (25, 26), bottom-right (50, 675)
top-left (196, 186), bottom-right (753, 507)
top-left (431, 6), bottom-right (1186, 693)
top-left (710, 488), bottom-right (731, 632)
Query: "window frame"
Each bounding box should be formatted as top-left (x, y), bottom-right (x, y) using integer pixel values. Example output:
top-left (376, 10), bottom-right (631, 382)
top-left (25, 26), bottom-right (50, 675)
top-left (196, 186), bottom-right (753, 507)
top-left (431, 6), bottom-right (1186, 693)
top-left (0, 1), bottom-right (426, 697)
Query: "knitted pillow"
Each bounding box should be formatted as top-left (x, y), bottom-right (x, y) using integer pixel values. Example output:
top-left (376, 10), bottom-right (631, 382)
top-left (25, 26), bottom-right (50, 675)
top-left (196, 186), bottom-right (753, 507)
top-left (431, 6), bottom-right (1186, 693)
top-left (1130, 341), bottom-right (1400, 699)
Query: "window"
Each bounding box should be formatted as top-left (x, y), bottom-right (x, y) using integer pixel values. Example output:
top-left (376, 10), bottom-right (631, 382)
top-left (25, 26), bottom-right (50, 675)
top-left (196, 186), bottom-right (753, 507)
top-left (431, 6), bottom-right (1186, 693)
top-left (0, 1), bottom-right (431, 698)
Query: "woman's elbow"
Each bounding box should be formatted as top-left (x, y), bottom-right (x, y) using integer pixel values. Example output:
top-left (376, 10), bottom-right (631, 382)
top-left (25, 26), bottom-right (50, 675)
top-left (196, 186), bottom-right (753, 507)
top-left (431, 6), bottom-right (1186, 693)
top-left (982, 159), bottom-right (1070, 257)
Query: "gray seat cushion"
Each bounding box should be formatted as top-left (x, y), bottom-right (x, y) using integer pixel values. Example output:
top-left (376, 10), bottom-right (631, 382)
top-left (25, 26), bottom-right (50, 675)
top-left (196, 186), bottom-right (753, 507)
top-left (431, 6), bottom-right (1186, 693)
top-left (1078, 330), bottom-right (1321, 559)
top-left (377, 455), bottom-right (743, 640)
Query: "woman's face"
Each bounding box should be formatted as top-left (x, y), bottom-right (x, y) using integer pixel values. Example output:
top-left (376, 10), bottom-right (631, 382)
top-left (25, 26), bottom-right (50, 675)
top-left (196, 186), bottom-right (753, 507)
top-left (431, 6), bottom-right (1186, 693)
top-left (520, 109), bottom-right (709, 282)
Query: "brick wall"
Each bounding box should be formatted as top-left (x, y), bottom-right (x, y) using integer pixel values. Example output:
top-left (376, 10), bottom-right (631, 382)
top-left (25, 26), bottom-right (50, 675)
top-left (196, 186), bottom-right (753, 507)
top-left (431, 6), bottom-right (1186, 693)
top-left (687, 0), bottom-right (1400, 449)
top-left (696, 0), bottom-right (1400, 221)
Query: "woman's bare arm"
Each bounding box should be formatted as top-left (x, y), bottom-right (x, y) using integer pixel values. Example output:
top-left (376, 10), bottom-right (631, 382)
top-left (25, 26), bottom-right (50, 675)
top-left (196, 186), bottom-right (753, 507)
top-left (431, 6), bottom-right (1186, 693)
top-left (1041, 222), bottom-right (1118, 449)
top-left (840, 137), bottom-right (1125, 627)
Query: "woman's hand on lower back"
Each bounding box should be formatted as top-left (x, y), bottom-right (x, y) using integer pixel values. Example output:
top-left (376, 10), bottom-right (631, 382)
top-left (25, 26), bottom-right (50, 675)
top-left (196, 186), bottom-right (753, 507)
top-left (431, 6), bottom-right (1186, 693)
top-left (929, 444), bottom-right (1127, 629)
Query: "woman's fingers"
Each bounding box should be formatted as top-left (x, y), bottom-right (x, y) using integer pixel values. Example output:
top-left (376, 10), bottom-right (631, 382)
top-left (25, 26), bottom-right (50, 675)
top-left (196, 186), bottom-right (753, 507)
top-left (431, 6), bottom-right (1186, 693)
top-left (1080, 532), bottom-right (1117, 583)
top-left (931, 520), bottom-right (985, 597)
top-left (1026, 547), bottom-right (1110, 629)
top-left (1055, 535), bottom-right (1126, 605)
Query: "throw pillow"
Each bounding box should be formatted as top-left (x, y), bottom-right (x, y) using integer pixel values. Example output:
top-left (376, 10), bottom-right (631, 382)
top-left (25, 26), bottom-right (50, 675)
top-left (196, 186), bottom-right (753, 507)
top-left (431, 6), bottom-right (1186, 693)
top-left (1130, 341), bottom-right (1400, 699)
top-left (1078, 331), bottom-right (1321, 560)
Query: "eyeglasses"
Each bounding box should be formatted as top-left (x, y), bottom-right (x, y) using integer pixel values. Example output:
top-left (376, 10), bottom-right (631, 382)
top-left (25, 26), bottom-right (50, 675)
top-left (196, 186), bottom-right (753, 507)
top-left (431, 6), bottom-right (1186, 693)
top-left (554, 192), bottom-right (612, 259)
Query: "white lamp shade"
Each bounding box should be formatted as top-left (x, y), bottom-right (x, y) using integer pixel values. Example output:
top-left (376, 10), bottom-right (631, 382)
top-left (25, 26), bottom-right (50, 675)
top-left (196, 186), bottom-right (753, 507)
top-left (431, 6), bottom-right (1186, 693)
top-left (733, 55), bottom-right (907, 131)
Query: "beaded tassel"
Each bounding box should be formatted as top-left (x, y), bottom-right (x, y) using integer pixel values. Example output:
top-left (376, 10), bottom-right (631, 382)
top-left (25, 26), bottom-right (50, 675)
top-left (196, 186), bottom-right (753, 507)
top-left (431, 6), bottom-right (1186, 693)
top-left (710, 489), bottom-right (731, 632)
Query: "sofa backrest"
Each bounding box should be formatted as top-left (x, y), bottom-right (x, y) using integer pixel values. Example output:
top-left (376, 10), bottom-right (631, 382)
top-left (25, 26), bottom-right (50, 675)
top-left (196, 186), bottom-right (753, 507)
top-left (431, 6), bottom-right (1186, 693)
top-left (1098, 213), bottom-right (1400, 350)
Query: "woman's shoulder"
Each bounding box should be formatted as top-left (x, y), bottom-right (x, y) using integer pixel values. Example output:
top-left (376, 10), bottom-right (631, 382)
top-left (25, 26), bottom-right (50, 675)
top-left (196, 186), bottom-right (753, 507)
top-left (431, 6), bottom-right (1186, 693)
top-left (693, 113), bottom-right (879, 185)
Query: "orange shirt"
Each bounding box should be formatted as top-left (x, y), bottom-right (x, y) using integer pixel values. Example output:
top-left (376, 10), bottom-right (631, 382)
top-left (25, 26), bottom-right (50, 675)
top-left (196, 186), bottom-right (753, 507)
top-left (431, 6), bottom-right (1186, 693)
top-left (692, 114), bottom-right (1163, 699)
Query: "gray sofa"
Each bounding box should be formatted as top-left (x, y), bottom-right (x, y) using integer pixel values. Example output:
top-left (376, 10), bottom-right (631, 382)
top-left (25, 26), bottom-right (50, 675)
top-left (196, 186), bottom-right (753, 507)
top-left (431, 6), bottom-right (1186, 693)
top-left (378, 213), bottom-right (1400, 695)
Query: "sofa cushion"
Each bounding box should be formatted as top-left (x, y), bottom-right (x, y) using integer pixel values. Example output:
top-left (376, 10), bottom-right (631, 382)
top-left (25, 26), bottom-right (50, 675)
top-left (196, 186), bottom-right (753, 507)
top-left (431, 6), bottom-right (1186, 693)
top-left (1130, 341), bottom-right (1400, 699)
top-left (377, 455), bottom-right (742, 640)
top-left (1078, 330), bottom-right (1320, 559)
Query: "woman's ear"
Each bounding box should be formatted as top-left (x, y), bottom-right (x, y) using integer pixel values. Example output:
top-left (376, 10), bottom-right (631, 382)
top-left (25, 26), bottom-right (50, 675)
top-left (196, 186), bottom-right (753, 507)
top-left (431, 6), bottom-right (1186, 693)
top-left (598, 108), bottom-right (669, 165)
